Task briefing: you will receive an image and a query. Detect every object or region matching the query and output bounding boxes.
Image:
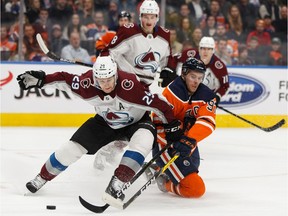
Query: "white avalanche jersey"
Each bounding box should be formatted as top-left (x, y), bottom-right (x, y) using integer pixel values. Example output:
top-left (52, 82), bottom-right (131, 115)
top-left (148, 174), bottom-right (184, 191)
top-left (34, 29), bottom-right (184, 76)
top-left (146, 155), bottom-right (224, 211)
top-left (44, 70), bottom-right (176, 129)
top-left (102, 23), bottom-right (174, 85)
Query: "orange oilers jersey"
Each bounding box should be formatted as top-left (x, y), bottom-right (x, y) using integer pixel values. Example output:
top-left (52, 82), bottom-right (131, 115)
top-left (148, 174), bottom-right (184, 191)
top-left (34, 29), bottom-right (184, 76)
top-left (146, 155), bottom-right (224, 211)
top-left (154, 77), bottom-right (217, 144)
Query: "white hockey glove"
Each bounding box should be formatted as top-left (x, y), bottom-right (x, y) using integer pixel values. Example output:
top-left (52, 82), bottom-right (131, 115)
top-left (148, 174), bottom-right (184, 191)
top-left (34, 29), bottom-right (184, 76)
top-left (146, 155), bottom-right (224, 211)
top-left (17, 70), bottom-right (46, 90)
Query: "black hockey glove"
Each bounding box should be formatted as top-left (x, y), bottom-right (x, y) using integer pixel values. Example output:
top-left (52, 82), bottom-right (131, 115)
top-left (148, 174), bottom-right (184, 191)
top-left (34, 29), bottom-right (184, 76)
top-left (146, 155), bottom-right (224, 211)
top-left (173, 135), bottom-right (197, 157)
top-left (159, 67), bottom-right (178, 87)
top-left (17, 70), bottom-right (46, 90)
top-left (164, 119), bottom-right (183, 142)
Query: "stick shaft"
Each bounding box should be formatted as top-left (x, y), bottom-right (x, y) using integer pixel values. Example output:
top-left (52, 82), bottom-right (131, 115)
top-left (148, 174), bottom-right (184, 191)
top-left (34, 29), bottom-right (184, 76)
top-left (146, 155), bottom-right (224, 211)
top-left (217, 105), bottom-right (285, 132)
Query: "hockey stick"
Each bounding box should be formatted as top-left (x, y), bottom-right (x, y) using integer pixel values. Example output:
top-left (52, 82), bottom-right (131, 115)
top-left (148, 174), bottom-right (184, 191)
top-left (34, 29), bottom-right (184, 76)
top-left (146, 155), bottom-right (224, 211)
top-left (79, 141), bottom-right (174, 213)
top-left (36, 33), bottom-right (93, 68)
top-left (217, 105), bottom-right (285, 132)
top-left (122, 152), bottom-right (180, 210)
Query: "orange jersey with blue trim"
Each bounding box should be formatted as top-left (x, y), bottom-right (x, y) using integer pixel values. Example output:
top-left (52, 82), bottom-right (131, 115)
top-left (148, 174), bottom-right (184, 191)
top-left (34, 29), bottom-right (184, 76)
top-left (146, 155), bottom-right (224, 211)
top-left (154, 76), bottom-right (216, 144)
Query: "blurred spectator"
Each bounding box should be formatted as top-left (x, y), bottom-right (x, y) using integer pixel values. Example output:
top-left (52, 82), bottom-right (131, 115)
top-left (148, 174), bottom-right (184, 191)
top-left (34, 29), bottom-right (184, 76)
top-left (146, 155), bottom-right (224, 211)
top-left (259, 0), bottom-right (281, 21)
top-left (0, 25), bottom-right (17, 60)
top-left (237, 0), bottom-right (258, 31)
top-left (247, 36), bottom-right (268, 65)
top-left (232, 44), bottom-right (255, 65)
top-left (50, 24), bottom-right (69, 56)
top-left (107, 0), bottom-right (119, 31)
top-left (207, 0), bottom-right (226, 25)
top-left (63, 13), bottom-right (87, 40)
top-left (5, 0), bottom-right (21, 15)
top-left (267, 37), bottom-right (286, 65)
top-left (25, 0), bottom-right (41, 24)
top-left (246, 19), bottom-right (271, 46)
top-left (186, 0), bottom-right (209, 25)
top-left (272, 5), bottom-right (287, 43)
top-left (61, 31), bottom-right (91, 64)
top-left (202, 15), bottom-right (217, 37)
top-left (169, 28), bottom-right (183, 54)
top-left (77, 0), bottom-right (94, 26)
top-left (23, 23), bottom-right (43, 58)
top-left (190, 27), bottom-right (203, 49)
top-left (33, 8), bottom-right (52, 42)
top-left (48, 0), bottom-right (74, 28)
top-left (217, 0), bottom-right (233, 21)
top-left (177, 17), bottom-right (194, 43)
top-left (93, 0), bottom-right (110, 12)
top-left (226, 4), bottom-right (247, 44)
top-left (263, 15), bottom-right (275, 36)
top-left (215, 37), bottom-right (232, 65)
top-left (117, 0), bottom-right (137, 15)
top-left (214, 23), bottom-right (228, 41)
top-left (8, 42), bottom-right (30, 61)
top-left (86, 11), bottom-right (108, 41)
top-left (167, 4), bottom-right (195, 28)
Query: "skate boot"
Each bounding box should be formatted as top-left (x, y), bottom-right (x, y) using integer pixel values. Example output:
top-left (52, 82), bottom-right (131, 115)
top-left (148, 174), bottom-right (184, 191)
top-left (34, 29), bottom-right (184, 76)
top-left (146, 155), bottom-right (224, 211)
top-left (156, 173), bottom-right (169, 193)
top-left (26, 174), bottom-right (47, 193)
top-left (144, 162), bottom-right (160, 184)
top-left (102, 175), bottom-right (125, 208)
top-left (105, 175), bottom-right (125, 200)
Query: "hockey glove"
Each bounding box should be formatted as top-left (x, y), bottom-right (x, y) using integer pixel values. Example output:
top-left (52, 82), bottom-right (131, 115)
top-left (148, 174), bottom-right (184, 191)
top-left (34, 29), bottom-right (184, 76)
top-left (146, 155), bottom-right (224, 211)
top-left (159, 67), bottom-right (178, 87)
top-left (173, 135), bottom-right (197, 157)
top-left (164, 120), bottom-right (183, 142)
top-left (17, 70), bottom-right (46, 90)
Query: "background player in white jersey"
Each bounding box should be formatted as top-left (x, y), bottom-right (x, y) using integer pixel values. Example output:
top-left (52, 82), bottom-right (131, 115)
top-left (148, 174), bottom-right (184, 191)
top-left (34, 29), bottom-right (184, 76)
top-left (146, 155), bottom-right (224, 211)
top-left (101, 0), bottom-right (175, 86)
top-left (162, 37), bottom-right (230, 105)
top-left (17, 56), bottom-right (183, 203)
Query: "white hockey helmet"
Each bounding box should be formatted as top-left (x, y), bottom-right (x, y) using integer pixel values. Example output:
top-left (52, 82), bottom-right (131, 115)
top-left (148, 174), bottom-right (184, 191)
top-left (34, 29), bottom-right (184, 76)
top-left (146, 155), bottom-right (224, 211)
top-left (199, 37), bottom-right (215, 52)
top-left (93, 56), bottom-right (117, 89)
top-left (139, 0), bottom-right (160, 23)
top-left (93, 56), bottom-right (117, 79)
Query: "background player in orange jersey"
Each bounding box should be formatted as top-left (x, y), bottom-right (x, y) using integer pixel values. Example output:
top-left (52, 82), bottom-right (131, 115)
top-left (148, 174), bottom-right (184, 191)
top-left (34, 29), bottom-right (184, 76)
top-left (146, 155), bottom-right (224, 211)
top-left (149, 57), bottom-right (217, 198)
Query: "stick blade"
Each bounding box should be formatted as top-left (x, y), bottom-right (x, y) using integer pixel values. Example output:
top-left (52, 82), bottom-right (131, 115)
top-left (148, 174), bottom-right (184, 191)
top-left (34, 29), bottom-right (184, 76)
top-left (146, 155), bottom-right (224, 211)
top-left (263, 119), bottom-right (285, 132)
top-left (78, 196), bottom-right (110, 213)
top-left (36, 33), bottom-right (49, 54)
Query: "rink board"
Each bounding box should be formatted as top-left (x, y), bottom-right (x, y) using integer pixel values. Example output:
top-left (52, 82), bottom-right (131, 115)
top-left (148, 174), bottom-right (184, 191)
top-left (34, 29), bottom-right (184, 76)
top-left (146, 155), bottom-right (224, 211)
top-left (1, 62), bottom-right (287, 128)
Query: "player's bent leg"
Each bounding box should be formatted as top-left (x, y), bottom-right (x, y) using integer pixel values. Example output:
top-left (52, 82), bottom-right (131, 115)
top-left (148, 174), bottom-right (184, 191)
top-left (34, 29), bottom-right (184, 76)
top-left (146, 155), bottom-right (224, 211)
top-left (103, 128), bottom-right (154, 205)
top-left (26, 141), bottom-right (88, 193)
top-left (166, 172), bottom-right (205, 198)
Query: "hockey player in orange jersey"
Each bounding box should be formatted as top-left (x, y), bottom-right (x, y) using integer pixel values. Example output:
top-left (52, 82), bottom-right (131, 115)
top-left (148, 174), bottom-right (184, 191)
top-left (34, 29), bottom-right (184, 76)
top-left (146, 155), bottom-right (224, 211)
top-left (150, 57), bottom-right (217, 198)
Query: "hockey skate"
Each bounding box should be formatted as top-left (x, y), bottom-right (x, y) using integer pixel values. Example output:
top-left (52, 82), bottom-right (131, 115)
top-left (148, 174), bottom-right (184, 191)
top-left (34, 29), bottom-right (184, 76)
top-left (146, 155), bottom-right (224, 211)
top-left (26, 174), bottom-right (47, 193)
top-left (143, 162), bottom-right (160, 184)
top-left (156, 173), bottom-right (169, 193)
top-left (102, 175), bottom-right (125, 208)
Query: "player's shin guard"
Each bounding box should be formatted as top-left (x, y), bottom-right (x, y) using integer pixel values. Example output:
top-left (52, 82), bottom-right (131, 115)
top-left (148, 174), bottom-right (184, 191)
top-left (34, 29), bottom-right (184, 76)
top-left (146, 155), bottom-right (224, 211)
top-left (166, 173), bottom-right (205, 198)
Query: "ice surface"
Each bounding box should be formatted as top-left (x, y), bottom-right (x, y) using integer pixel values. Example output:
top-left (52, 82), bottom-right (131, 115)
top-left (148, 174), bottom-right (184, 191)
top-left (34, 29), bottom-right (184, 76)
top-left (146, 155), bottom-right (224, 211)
top-left (1, 127), bottom-right (287, 216)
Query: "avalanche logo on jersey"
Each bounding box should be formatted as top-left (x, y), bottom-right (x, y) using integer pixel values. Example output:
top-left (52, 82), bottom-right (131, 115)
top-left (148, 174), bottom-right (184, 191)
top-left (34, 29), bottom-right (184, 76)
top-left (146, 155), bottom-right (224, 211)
top-left (134, 48), bottom-right (160, 73)
top-left (102, 108), bottom-right (134, 126)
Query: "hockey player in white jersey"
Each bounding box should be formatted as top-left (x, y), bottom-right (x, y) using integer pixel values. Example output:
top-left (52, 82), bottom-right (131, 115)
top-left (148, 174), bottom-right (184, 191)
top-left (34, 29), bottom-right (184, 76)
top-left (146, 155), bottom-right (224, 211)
top-left (101, 0), bottom-right (175, 86)
top-left (17, 56), bottom-right (183, 204)
top-left (97, 0), bottom-right (176, 170)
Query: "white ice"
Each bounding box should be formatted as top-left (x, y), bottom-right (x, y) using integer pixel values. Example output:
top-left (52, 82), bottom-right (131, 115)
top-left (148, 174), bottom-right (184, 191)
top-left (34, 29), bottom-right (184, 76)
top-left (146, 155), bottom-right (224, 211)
top-left (1, 127), bottom-right (287, 216)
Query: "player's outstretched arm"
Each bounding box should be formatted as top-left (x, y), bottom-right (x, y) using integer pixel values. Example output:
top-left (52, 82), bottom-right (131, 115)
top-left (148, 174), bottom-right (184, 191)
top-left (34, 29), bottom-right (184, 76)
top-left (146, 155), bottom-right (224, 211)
top-left (16, 70), bottom-right (46, 90)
